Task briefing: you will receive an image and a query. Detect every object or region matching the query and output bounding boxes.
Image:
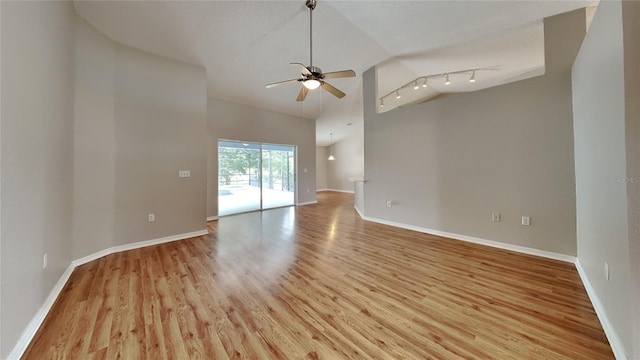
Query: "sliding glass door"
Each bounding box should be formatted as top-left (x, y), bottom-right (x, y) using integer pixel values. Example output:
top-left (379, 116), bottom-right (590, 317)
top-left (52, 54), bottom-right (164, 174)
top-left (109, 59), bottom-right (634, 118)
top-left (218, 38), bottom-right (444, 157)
top-left (218, 140), bottom-right (296, 216)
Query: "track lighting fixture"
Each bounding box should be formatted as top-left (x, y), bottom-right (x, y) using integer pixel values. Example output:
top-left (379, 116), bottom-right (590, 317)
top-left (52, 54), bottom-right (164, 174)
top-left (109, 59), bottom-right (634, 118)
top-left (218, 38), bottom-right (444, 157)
top-left (378, 68), bottom-right (483, 110)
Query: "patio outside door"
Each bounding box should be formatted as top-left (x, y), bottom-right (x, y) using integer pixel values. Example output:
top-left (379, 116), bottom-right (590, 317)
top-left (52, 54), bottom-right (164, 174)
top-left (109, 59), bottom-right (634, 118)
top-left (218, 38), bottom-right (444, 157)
top-left (261, 144), bottom-right (296, 210)
top-left (218, 140), bottom-right (296, 216)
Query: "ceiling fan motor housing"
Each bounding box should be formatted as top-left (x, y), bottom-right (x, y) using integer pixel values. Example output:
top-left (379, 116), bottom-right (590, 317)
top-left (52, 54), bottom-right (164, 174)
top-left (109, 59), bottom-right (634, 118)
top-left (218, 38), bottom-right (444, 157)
top-left (307, 66), bottom-right (323, 78)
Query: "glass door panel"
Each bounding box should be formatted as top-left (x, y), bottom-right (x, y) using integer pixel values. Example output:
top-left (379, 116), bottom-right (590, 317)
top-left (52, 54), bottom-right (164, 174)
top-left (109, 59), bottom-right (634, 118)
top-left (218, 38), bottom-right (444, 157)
top-left (218, 141), bottom-right (261, 216)
top-left (262, 144), bottom-right (296, 210)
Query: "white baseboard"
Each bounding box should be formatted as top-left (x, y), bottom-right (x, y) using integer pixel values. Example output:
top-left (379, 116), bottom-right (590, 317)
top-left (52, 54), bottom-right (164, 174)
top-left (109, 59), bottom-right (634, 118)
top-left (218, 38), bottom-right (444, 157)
top-left (72, 229), bottom-right (208, 267)
top-left (362, 215), bottom-right (576, 263)
top-left (8, 229), bottom-right (208, 359)
top-left (354, 204), bottom-right (364, 219)
top-left (352, 210), bottom-right (621, 358)
top-left (316, 188), bottom-right (331, 192)
top-left (7, 264), bottom-right (75, 360)
top-left (206, 216), bottom-right (219, 221)
top-left (10, 220), bottom-right (619, 360)
top-left (297, 200), bottom-right (318, 206)
top-left (323, 189), bottom-right (354, 194)
top-left (575, 260), bottom-right (628, 360)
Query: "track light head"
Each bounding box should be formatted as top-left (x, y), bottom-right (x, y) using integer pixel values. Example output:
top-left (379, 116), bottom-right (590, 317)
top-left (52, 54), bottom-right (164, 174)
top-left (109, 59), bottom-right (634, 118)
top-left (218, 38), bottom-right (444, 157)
top-left (469, 70), bottom-right (476, 83)
top-left (445, 74), bottom-right (451, 85)
top-left (395, 91), bottom-right (401, 99)
top-left (422, 78), bottom-right (428, 88)
top-left (413, 81), bottom-right (419, 90)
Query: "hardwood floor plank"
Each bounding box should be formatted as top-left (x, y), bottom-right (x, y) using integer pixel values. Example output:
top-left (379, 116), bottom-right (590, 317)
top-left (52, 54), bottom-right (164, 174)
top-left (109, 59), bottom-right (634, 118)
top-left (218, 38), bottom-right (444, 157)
top-left (22, 192), bottom-right (613, 359)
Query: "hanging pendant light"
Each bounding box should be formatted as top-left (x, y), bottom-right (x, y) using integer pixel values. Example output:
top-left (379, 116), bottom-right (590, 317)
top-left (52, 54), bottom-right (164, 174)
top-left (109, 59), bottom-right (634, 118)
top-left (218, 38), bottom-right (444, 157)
top-left (327, 133), bottom-right (335, 161)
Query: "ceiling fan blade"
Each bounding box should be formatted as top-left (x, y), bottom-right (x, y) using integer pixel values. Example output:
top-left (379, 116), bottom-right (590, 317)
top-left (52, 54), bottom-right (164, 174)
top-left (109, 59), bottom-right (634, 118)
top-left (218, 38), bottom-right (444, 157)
top-left (265, 78), bottom-right (301, 89)
top-left (296, 86), bottom-right (309, 102)
top-left (320, 82), bottom-right (346, 99)
top-left (322, 69), bottom-right (356, 79)
top-left (290, 62), bottom-right (312, 75)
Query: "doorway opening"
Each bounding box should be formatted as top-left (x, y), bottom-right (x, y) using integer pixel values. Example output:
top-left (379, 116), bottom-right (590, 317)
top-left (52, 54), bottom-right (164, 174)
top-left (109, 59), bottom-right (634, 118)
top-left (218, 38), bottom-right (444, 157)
top-left (218, 140), bottom-right (296, 216)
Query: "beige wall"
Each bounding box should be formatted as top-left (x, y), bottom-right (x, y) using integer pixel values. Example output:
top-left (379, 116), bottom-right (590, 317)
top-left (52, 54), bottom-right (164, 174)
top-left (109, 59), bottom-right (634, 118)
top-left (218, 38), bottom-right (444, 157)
top-left (73, 16), bottom-right (116, 259)
top-left (112, 43), bottom-right (207, 246)
top-left (73, 17), bottom-right (207, 257)
top-left (572, 1), bottom-right (638, 357)
top-left (327, 130), bottom-right (364, 193)
top-left (1, 5), bottom-right (208, 356)
top-left (362, 10), bottom-right (584, 256)
top-left (207, 98), bottom-right (316, 217)
top-left (316, 131), bottom-right (365, 193)
top-left (316, 146), bottom-right (328, 190)
top-left (622, 2), bottom-right (640, 357)
top-left (1, 2), bottom-right (76, 357)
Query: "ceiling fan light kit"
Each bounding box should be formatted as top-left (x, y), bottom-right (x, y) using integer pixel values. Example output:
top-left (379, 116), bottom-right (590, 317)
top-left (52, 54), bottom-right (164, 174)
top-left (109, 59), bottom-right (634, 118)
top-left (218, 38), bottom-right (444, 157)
top-left (303, 78), bottom-right (321, 90)
top-left (265, 0), bottom-right (355, 101)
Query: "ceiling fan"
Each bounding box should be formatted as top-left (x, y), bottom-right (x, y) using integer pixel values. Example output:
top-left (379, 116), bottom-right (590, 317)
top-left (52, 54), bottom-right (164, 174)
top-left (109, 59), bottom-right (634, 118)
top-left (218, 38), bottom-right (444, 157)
top-left (265, 0), bottom-right (356, 101)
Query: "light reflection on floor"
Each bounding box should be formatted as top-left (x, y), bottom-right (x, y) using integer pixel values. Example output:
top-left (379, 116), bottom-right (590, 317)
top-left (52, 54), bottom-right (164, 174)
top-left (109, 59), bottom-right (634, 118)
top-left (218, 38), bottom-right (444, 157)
top-left (214, 206), bottom-right (298, 288)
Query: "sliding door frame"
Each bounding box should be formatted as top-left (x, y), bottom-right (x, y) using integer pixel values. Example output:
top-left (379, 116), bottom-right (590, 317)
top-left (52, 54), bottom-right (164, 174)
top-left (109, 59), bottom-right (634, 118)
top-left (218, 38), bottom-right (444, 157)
top-left (218, 139), bottom-right (297, 216)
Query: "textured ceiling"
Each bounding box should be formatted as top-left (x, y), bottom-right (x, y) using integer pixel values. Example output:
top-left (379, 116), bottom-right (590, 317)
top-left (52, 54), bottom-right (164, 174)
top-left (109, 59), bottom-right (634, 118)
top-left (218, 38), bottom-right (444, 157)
top-left (74, 0), bottom-right (596, 145)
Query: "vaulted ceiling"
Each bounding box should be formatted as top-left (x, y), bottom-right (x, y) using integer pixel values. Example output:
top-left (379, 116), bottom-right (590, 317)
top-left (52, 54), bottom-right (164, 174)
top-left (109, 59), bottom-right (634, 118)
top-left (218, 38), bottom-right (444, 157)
top-left (74, 0), bottom-right (596, 145)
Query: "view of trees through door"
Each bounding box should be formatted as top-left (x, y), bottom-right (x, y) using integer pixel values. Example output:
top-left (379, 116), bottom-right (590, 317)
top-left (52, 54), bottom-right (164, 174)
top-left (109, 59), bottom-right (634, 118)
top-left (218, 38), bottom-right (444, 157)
top-left (218, 140), bottom-right (296, 216)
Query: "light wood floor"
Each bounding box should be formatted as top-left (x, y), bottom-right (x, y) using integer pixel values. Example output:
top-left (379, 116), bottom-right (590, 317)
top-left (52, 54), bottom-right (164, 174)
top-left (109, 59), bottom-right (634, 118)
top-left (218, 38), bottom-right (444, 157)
top-left (23, 192), bottom-right (613, 359)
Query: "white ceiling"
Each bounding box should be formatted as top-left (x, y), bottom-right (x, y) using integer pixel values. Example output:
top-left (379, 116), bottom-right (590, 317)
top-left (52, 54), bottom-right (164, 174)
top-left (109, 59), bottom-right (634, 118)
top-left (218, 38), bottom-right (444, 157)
top-left (74, 0), bottom-right (596, 146)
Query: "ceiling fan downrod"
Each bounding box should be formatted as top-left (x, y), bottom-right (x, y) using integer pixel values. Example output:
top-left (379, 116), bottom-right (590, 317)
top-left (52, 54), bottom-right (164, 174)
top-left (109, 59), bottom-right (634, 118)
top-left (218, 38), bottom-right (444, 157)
top-left (306, 0), bottom-right (316, 67)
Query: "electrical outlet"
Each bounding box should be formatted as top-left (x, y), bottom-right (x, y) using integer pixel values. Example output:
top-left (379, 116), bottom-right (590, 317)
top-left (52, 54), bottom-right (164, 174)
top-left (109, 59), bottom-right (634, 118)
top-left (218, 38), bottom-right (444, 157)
top-left (604, 262), bottom-right (610, 281)
top-left (521, 216), bottom-right (530, 226)
top-left (43, 253), bottom-right (48, 269)
top-left (492, 212), bottom-right (501, 222)
top-left (178, 170), bottom-right (191, 178)
top-left (386, 200), bottom-right (392, 208)
top-left (148, 213), bottom-right (155, 222)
